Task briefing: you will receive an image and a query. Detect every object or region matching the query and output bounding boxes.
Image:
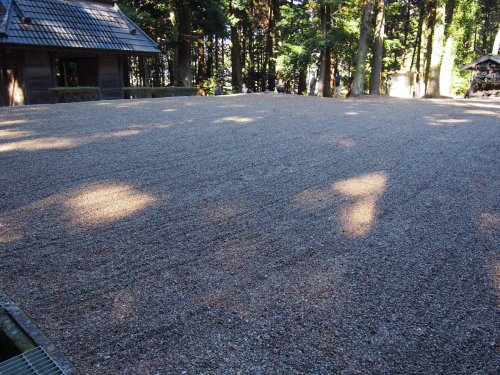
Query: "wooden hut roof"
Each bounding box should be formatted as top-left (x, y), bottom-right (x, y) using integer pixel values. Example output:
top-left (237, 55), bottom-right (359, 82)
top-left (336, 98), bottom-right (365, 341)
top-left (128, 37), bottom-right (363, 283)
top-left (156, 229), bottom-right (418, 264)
top-left (459, 54), bottom-right (500, 71)
top-left (0, 0), bottom-right (159, 55)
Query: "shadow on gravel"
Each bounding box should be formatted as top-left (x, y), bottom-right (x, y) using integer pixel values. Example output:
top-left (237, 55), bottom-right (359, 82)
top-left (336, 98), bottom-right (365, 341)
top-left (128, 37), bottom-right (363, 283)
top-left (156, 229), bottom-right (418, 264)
top-left (1, 96), bottom-right (500, 373)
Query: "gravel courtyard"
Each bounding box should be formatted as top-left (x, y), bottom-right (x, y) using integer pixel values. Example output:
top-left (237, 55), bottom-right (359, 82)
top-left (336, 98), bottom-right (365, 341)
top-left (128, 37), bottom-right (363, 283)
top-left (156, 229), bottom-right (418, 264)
top-left (1, 94), bottom-right (500, 374)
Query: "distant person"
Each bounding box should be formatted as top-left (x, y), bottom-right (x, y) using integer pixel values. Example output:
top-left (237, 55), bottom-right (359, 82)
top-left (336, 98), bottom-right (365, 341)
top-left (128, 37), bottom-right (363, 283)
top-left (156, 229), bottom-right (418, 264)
top-left (214, 83), bottom-right (222, 96)
top-left (277, 79), bottom-right (285, 94)
top-left (334, 72), bottom-right (341, 98)
top-left (242, 83), bottom-right (248, 93)
top-left (309, 74), bottom-right (316, 96)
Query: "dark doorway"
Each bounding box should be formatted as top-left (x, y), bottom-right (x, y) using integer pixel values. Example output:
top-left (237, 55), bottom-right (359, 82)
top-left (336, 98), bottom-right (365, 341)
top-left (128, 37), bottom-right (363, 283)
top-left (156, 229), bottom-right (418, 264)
top-left (55, 57), bottom-right (98, 87)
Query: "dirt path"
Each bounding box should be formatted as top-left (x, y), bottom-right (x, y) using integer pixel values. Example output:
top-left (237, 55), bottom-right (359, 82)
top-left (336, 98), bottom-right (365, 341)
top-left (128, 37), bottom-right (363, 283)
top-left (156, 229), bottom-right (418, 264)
top-left (1, 95), bottom-right (500, 374)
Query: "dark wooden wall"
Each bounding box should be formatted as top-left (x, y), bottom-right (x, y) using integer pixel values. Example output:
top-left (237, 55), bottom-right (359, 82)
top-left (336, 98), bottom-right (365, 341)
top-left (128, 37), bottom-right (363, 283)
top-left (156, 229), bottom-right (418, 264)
top-left (0, 50), bottom-right (131, 106)
top-left (0, 50), bottom-right (26, 106)
top-left (24, 51), bottom-right (56, 105)
top-left (79, 57), bottom-right (99, 87)
top-left (99, 55), bottom-right (123, 100)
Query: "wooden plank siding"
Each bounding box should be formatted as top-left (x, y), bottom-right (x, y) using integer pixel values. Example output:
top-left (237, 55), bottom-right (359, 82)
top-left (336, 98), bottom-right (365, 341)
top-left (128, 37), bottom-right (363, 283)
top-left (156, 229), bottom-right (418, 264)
top-left (0, 51), bottom-right (131, 106)
top-left (23, 52), bottom-right (56, 105)
top-left (0, 50), bottom-right (26, 106)
top-left (0, 51), bottom-right (8, 106)
top-left (99, 55), bottom-right (123, 100)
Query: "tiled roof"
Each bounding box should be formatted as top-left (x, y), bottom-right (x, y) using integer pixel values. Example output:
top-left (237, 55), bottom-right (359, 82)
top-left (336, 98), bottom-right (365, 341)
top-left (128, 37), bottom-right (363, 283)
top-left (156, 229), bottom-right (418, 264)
top-left (0, 0), bottom-right (159, 54)
top-left (459, 54), bottom-right (500, 71)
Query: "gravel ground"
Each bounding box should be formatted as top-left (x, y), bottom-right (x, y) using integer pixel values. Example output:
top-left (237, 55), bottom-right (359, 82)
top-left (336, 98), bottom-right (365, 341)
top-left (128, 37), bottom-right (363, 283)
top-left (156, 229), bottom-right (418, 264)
top-left (1, 94), bottom-right (500, 374)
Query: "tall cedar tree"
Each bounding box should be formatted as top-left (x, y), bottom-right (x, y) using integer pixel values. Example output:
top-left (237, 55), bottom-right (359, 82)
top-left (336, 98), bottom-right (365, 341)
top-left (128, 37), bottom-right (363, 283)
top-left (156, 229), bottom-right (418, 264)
top-left (352, 0), bottom-right (373, 96)
top-left (369, 0), bottom-right (385, 94)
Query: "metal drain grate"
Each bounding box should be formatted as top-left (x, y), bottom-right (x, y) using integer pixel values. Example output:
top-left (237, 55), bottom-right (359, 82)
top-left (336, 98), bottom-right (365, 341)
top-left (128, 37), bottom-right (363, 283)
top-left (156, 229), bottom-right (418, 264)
top-left (0, 346), bottom-right (66, 375)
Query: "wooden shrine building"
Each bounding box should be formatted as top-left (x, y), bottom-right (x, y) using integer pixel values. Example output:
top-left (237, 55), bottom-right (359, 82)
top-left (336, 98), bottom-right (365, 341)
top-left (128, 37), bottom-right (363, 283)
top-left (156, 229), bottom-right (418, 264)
top-left (459, 54), bottom-right (500, 98)
top-left (0, 0), bottom-right (159, 106)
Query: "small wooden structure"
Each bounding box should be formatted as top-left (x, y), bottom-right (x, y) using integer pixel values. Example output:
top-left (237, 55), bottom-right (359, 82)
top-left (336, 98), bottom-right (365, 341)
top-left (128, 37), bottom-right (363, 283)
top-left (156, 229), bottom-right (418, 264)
top-left (0, 0), bottom-right (159, 106)
top-left (386, 71), bottom-right (416, 98)
top-left (459, 54), bottom-right (500, 98)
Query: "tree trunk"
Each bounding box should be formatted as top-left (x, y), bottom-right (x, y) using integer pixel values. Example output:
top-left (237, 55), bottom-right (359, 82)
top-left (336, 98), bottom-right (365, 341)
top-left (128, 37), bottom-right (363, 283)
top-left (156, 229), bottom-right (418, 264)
top-left (215, 37), bottom-right (219, 74)
top-left (207, 35), bottom-right (213, 78)
top-left (231, 20), bottom-right (243, 92)
top-left (324, 4), bottom-right (331, 97)
top-left (170, 6), bottom-right (179, 87)
top-left (241, 21), bottom-right (246, 84)
top-left (416, 24), bottom-right (426, 97)
top-left (400, 3), bottom-right (411, 68)
top-left (370, 0), bottom-right (385, 94)
top-left (266, 0), bottom-right (278, 90)
top-left (318, 53), bottom-right (325, 97)
top-left (411, 0), bottom-right (426, 71)
top-left (439, 0), bottom-right (457, 96)
top-left (482, 0), bottom-right (491, 56)
top-left (317, 1), bottom-right (328, 97)
top-left (298, 70), bottom-right (307, 94)
top-left (439, 35), bottom-right (456, 96)
top-left (178, 4), bottom-right (192, 87)
top-left (197, 30), bottom-right (206, 94)
top-left (221, 36), bottom-right (225, 74)
top-left (249, 24), bottom-right (255, 90)
top-left (493, 26), bottom-right (500, 55)
top-left (167, 56), bottom-right (174, 86)
top-left (154, 20), bottom-right (160, 87)
top-left (424, 0), bottom-right (437, 92)
top-left (352, 1), bottom-right (373, 97)
top-left (426, 6), bottom-right (445, 97)
top-left (324, 44), bottom-right (331, 97)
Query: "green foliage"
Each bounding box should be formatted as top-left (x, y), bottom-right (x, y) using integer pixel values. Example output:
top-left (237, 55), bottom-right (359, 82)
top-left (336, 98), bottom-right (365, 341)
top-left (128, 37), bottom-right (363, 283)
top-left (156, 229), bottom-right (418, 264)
top-left (384, 39), bottom-right (404, 71)
top-left (276, 1), bottom-right (316, 79)
top-left (192, 0), bottom-right (228, 36)
top-left (49, 87), bottom-right (100, 103)
top-left (450, 71), bottom-right (471, 95)
top-left (455, 0), bottom-right (480, 67)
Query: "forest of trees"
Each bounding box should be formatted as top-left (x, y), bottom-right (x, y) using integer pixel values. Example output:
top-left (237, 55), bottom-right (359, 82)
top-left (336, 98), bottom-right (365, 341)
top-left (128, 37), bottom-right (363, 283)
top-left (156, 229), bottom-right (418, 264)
top-left (119, 0), bottom-right (500, 97)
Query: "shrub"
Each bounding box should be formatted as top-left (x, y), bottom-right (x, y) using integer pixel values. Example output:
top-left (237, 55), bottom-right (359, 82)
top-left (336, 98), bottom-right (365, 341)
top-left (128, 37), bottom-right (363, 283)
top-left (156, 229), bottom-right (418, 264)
top-left (123, 87), bottom-right (152, 99)
top-left (151, 87), bottom-right (199, 98)
top-left (49, 87), bottom-right (100, 103)
top-left (123, 87), bottom-right (199, 99)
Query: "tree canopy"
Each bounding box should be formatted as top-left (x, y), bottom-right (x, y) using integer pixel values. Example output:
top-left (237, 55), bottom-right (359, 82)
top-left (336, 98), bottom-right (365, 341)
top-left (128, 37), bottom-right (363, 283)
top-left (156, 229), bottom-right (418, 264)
top-left (118, 0), bottom-right (500, 97)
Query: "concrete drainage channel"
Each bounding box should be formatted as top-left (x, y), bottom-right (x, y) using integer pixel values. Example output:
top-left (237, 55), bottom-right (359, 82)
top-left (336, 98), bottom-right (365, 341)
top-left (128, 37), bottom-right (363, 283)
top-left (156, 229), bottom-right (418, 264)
top-left (0, 291), bottom-right (79, 375)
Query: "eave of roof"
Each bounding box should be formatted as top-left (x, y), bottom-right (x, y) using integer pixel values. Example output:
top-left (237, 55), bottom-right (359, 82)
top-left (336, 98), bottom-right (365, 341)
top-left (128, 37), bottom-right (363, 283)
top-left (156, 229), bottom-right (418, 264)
top-left (0, 0), bottom-right (159, 54)
top-left (459, 54), bottom-right (500, 71)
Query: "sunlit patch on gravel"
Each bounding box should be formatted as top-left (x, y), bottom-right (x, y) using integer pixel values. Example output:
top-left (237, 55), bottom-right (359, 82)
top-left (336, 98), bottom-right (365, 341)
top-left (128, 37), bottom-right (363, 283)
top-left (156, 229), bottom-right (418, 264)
top-left (0, 129), bottom-right (38, 139)
top-left (91, 130), bottom-right (142, 138)
top-left (292, 172), bottom-right (387, 237)
top-left (110, 290), bottom-right (135, 322)
top-left (213, 116), bottom-right (261, 123)
top-left (464, 109), bottom-right (500, 118)
top-left (430, 119), bottom-right (471, 125)
top-left (333, 171), bottom-right (387, 237)
top-left (490, 261), bottom-right (500, 309)
top-left (0, 136), bottom-right (83, 152)
top-left (64, 182), bottom-right (158, 228)
top-left (476, 213), bottom-right (500, 236)
top-left (0, 119), bottom-right (31, 126)
top-left (0, 181), bottom-right (160, 241)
